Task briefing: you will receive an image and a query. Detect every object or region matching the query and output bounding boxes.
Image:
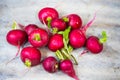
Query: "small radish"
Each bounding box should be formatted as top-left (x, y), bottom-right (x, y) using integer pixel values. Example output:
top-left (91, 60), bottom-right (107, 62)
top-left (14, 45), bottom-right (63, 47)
top-left (18, 24), bottom-right (39, 35)
top-left (6, 29), bottom-right (27, 63)
top-left (63, 14), bottom-right (82, 29)
top-left (48, 34), bottom-right (64, 52)
top-left (69, 12), bottom-right (97, 48)
top-left (60, 59), bottom-right (79, 80)
top-left (24, 24), bottom-right (39, 35)
top-left (20, 46), bottom-right (41, 67)
top-left (42, 56), bottom-right (59, 73)
top-left (86, 31), bottom-right (107, 53)
top-left (51, 18), bottom-right (67, 32)
top-left (28, 28), bottom-right (49, 48)
top-left (38, 7), bottom-right (59, 27)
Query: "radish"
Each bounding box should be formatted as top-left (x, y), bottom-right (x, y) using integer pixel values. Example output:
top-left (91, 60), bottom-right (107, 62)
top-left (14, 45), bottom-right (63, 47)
top-left (24, 24), bottom-right (39, 35)
top-left (60, 59), bottom-right (79, 80)
top-left (28, 28), bottom-right (49, 48)
top-left (51, 18), bottom-right (67, 32)
top-left (20, 46), bottom-right (41, 67)
top-left (42, 56), bottom-right (59, 73)
top-left (6, 29), bottom-right (27, 46)
top-left (69, 29), bottom-right (86, 48)
top-left (38, 7), bottom-right (59, 27)
top-left (63, 14), bottom-right (82, 29)
top-left (86, 31), bottom-right (107, 53)
top-left (69, 12), bottom-right (97, 48)
top-left (18, 24), bottom-right (39, 35)
top-left (6, 29), bottom-right (27, 63)
top-left (48, 34), bottom-right (64, 52)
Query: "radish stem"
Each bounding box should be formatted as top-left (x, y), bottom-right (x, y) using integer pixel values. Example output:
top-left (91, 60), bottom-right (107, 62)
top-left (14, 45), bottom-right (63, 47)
top-left (62, 17), bottom-right (69, 22)
top-left (18, 23), bottom-right (25, 30)
top-left (80, 49), bottom-right (89, 56)
top-left (82, 12), bottom-right (96, 33)
top-left (55, 50), bottom-right (64, 60)
top-left (52, 28), bottom-right (58, 34)
top-left (6, 43), bottom-right (20, 65)
top-left (47, 17), bottom-right (52, 28)
top-left (34, 34), bottom-right (41, 41)
top-left (99, 31), bottom-right (107, 44)
top-left (12, 21), bottom-right (17, 29)
top-left (71, 55), bottom-right (78, 65)
top-left (25, 59), bottom-right (31, 67)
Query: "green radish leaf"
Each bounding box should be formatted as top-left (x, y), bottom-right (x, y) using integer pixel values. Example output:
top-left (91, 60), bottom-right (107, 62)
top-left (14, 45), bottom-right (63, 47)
top-left (63, 38), bottom-right (68, 51)
top-left (63, 26), bottom-right (71, 44)
top-left (47, 17), bottom-right (52, 28)
top-left (99, 31), bottom-right (107, 43)
top-left (12, 21), bottom-right (17, 29)
top-left (68, 45), bottom-right (73, 53)
top-left (58, 31), bottom-right (64, 34)
top-left (62, 17), bottom-right (69, 22)
top-left (34, 34), bottom-right (41, 41)
top-left (25, 59), bottom-right (31, 67)
top-left (52, 28), bottom-right (58, 34)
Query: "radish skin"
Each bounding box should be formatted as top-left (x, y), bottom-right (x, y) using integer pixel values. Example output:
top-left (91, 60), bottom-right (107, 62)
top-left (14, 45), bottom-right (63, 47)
top-left (60, 60), bottom-right (79, 80)
top-left (42, 56), bottom-right (59, 73)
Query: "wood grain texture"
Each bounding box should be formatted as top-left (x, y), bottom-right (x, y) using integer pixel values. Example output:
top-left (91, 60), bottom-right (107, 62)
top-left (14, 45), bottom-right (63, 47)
top-left (0, 0), bottom-right (120, 80)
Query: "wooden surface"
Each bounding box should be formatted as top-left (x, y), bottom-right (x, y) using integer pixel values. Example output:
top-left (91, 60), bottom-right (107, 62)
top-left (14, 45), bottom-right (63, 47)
top-left (0, 0), bottom-right (120, 80)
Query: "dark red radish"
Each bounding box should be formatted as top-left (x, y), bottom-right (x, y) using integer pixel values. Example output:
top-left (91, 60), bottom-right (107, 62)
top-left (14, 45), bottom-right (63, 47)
top-left (63, 14), bottom-right (82, 29)
top-left (86, 31), bottom-right (107, 53)
top-left (51, 18), bottom-right (67, 32)
top-left (20, 46), bottom-right (41, 67)
top-left (24, 24), bottom-right (39, 35)
top-left (42, 56), bottom-right (59, 73)
top-left (18, 24), bottom-right (39, 35)
top-left (48, 34), bottom-right (64, 52)
top-left (28, 28), bottom-right (49, 48)
top-left (60, 60), bottom-right (79, 80)
top-left (38, 7), bottom-right (59, 27)
top-left (6, 29), bottom-right (27, 63)
top-left (69, 12), bottom-right (97, 48)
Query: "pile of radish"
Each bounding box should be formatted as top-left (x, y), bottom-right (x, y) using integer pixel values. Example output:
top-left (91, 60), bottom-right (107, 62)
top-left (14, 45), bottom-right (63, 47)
top-left (6, 7), bottom-right (107, 80)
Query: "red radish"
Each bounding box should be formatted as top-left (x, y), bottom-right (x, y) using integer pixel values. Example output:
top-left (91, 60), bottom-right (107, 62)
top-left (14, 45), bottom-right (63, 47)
top-left (24, 24), bottom-right (39, 35)
top-left (69, 12), bottom-right (97, 48)
top-left (6, 29), bottom-right (27, 63)
top-left (18, 24), bottom-right (39, 35)
top-left (69, 29), bottom-right (86, 48)
top-left (63, 14), bottom-right (82, 29)
top-left (38, 7), bottom-right (59, 25)
top-left (86, 36), bottom-right (103, 53)
top-left (42, 56), bottom-right (59, 73)
top-left (20, 46), bottom-right (41, 67)
top-left (86, 31), bottom-right (107, 53)
top-left (60, 60), bottom-right (79, 80)
top-left (28, 28), bottom-right (49, 48)
top-left (48, 34), bottom-right (64, 52)
top-left (6, 29), bottom-right (27, 46)
top-left (51, 18), bottom-right (67, 31)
